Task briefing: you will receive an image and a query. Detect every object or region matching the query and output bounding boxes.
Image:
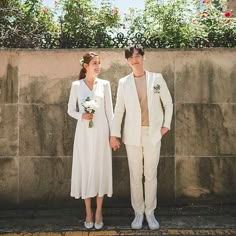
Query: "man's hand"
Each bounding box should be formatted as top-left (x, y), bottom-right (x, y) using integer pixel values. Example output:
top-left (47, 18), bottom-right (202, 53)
top-left (161, 127), bottom-right (169, 137)
top-left (110, 136), bottom-right (120, 151)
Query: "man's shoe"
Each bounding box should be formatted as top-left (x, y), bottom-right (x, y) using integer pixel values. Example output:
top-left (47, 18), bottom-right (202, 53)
top-left (146, 213), bottom-right (160, 230)
top-left (131, 213), bottom-right (144, 229)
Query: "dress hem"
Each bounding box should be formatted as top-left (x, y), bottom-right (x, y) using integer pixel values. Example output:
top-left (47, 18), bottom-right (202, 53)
top-left (71, 193), bottom-right (113, 200)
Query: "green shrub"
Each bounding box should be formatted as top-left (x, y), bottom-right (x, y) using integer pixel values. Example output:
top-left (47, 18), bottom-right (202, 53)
top-left (59, 0), bottom-right (121, 47)
top-left (0, 0), bottom-right (235, 48)
top-left (0, 0), bottom-right (58, 48)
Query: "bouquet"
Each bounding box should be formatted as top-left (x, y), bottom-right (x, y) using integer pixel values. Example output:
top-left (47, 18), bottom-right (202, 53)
top-left (81, 97), bottom-right (98, 128)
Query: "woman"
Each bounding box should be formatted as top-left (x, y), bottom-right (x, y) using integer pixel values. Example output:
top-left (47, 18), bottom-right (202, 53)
top-left (67, 52), bottom-right (113, 229)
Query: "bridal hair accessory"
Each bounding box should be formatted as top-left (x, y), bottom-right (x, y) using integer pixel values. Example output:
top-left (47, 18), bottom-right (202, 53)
top-left (80, 57), bottom-right (84, 66)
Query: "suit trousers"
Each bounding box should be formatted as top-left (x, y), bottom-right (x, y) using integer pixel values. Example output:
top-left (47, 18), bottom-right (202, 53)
top-left (125, 126), bottom-right (161, 216)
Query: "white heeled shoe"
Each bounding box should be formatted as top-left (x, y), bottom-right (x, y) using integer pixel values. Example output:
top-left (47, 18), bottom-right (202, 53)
top-left (95, 221), bottom-right (104, 230)
top-left (84, 221), bottom-right (94, 229)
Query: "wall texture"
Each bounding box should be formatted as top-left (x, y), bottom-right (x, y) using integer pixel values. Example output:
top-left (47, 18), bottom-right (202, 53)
top-left (0, 49), bottom-right (235, 209)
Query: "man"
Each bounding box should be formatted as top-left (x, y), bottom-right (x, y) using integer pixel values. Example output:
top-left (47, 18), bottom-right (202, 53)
top-left (110, 44), bottom-right (173, 230)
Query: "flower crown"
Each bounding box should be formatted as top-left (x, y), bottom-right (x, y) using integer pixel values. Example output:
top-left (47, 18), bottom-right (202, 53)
top-left (80, 57), bottom-right (84, 66)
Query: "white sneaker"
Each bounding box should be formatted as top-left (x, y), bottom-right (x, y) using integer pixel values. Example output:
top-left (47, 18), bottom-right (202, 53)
top-left (131, 213), bottom-right (144, 229)
top-left (146, 213), bottom-right (160, 230)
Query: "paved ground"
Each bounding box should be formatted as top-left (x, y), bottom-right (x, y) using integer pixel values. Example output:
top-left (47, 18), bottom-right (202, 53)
top-left (0, 204), bottom-right (235, 235)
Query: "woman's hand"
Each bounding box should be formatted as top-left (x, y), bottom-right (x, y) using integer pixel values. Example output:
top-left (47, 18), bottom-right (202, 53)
top-left (110, 136), bottom-right (120, 151)
top-left (82, 113), bottom-right (93, 120)
top-left (161, 127), bottom-right (169, 137)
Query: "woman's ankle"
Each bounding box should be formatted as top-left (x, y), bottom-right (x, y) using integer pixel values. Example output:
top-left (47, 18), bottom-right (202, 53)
top-left (86, 211), bottom-right (93, 222)
top-left (95, 211), bottom-right (103, 222)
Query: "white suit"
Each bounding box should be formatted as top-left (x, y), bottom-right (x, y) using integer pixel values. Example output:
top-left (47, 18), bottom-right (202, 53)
top-left (111, 71), bottom-right (173, 215)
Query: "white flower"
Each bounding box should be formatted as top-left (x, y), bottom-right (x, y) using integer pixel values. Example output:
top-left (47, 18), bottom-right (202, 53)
top-left (83, 99), bottom-right (98, 113)
top-left (80, 58), bottom-right (84, 66)
top-left (153, 84), bottom-right (160, 93)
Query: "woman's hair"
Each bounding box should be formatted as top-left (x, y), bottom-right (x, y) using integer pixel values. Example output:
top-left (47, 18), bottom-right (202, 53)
top-left (79, 52), bottom-right (98, 80)
top-left (125, 44), bottom-right (145, 59)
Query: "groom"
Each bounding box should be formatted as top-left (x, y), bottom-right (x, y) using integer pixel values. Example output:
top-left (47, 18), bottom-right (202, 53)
top-left (110, 44), bottom-right (173, 230)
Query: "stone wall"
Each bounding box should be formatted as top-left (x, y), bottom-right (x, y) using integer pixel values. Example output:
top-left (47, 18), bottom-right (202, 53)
top-left (0, 49), bottom-right (235, 209)
top-left (227, 0), bottom-right (236, 16)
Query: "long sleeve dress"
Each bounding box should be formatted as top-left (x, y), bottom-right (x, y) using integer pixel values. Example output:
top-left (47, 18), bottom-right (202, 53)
top-left (67, 78), bottom-right (113, 199)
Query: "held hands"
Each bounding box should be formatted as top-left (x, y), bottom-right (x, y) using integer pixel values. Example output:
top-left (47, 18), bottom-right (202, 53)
top-left (110, 136), bottom-right (120, 151)
top-left (161, 127), bottom-right (169, 137)
top-left (109, 128), bottom-right (168, 151)
top-left (82, 113), bottom-right (93, 120)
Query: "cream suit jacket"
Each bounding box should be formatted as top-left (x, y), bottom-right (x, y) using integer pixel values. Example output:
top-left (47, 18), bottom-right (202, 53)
top-left (111, 71), bottom-right (173, 146)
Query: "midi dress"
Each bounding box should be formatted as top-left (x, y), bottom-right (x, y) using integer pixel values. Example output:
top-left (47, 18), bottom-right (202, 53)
top-left (67, 78), bottom-right (113, 199)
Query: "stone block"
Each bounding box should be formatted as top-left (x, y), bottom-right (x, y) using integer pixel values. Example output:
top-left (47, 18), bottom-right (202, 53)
top-left (20, 75), bottom-right (75, 105)
top-left (0, 64), bottom-right (18, 104)
top-left (112, 156), bottom-right (130, 198)
top-left (18, 51), bottom-right (82, 79)
top-left (0, 105), bottom-right (18, 156)
top-left (157, 156), bottom-right (175, 203)
top-left (176, 104), bottom-right (236, 156)
top-left (0, 52), bottom-right (19, 104)
top-left (161, 113), bottom-right (175, 156)
top-left (19, 105), bottom-right (75, 156)
top-left (145, 50), bottom-right (175, 96)
top-left (175, 51), bottom-right (236, 103)
top-left (19, 157), bottom-right (72, 206)
top-left (0, 157), bottom-right (18, 207)
top-left (176, 156), bottom-right (236, 200)
top-left (99, 63), bottom-right (131, 104)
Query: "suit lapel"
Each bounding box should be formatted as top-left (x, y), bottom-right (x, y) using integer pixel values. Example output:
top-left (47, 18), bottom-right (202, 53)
top-left (145, 71), bottom-right (153, 115)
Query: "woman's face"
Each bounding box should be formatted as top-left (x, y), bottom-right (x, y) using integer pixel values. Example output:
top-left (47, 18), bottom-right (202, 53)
top-left (84, 56), bottom-right (101, 76)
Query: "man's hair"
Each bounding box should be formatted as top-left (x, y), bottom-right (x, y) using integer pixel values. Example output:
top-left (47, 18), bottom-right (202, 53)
top-left (125, 44), bottom-right (145, 59)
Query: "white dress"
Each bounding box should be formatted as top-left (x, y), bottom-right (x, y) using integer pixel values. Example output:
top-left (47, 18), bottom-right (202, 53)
top-left (67, 78), bottom-right (113, 199)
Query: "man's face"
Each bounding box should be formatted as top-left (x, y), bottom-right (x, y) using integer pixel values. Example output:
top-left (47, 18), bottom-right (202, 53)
top-left (127, 49), bottom-right (144, 70)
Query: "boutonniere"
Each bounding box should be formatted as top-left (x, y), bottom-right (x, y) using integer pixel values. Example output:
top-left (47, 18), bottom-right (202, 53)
top-left (153, 84), bottom-right (160, 93)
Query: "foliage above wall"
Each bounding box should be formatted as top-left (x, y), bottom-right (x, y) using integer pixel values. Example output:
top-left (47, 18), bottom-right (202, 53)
top-left (0, 0), bottom-right (235, 48)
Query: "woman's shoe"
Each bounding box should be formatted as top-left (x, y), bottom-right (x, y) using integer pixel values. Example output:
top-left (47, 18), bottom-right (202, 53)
top-left (94, 221), bottom-right (104, 230)
top-left (84, 221), bottom-right (94, 229)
